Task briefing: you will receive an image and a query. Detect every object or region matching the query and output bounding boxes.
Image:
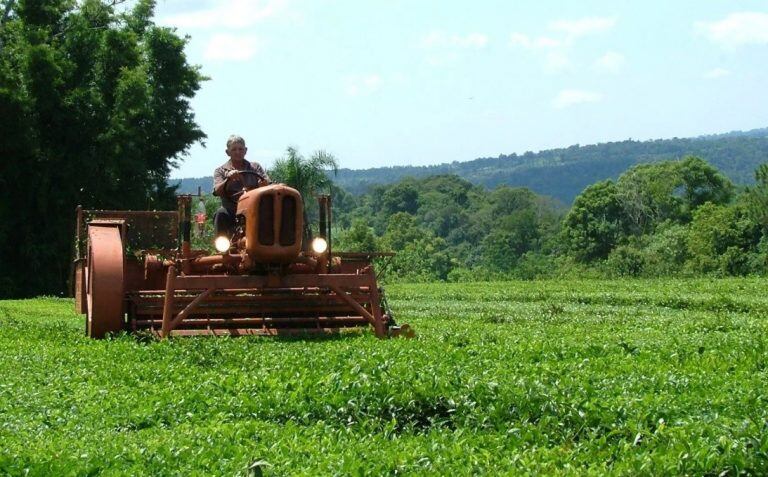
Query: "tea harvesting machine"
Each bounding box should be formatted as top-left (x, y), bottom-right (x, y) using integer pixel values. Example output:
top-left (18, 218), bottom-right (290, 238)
top-left (73, 182), bottom-right (411, 339)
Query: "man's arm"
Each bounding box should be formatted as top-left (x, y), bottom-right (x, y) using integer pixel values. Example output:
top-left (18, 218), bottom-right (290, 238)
top-left (213, 166), bottom-right (227, 197)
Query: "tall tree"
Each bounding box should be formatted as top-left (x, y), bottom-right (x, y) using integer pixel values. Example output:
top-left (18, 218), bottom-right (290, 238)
top-left (616, 156), bottom-right (733, 233)
top-left (0, 0), bottom-right (205, 297)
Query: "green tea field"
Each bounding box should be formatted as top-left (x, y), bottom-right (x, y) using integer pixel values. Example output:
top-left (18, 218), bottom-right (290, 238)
top-left (1, 279), bottom-right (767, 476)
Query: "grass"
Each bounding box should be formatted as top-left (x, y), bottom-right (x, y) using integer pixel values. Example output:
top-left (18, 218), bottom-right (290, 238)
top-left (1, 278), bottom-right (767, 475)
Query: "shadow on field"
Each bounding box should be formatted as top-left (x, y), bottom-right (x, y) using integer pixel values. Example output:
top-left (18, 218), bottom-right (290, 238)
top-left (125, 329), bottom-right (369, 344)
top-left (266, 330), bottom-right (368, 343)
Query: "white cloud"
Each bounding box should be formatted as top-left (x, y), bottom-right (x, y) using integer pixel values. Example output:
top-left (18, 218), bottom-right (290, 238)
top-left (594, 51), bottom-right (625, 73)
top-left (696, 12), bottom-right (768, 47)
top-left (704, 67), bottom-right (731, 79)
top-left (160, 0), bottom-right (288, 30)
top-left (509, 33), bottom-right (562, 49)
top-left (552, 89), bottom-right (603, 109)
top-left (420, 31), bottom-right (489, 49)
top-left (204, 34), bottom-right (261, 61)
top-left (510, 16), bottom-right (615, 50)
top-left (509, 18), bottom-right (616, 74)
top-left (545, 51), bottom-right (572, 72)
top-left (549, 17), bottom-right (616, 39)
top-left (345, 74), bottom-right (383, 97)
top-left (420, 31), bottom-right (488, 66)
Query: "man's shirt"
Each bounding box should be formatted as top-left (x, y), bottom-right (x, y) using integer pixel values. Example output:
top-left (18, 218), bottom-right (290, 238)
top-left (212, 159), bottom-right (270, 211)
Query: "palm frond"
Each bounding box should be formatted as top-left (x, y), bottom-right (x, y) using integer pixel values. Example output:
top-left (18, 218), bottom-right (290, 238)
top-left (269, 147), bottom-right (338, 199)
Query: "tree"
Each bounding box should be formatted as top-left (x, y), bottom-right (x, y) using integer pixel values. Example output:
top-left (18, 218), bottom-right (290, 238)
top-left (269, 147), bottom-right (339, 240)
top-left (387, 233), bottom-right (453, 281)
top-left (380, 212), bottom-right (423, 251)
top-left (677, 156), bottom-right (733, 213)
top-left (616, 161), bottom-right (680, 233)
top-left (685, 202), bottom-right (760, 275)
top-left (562, 180), bottom-right (627, 262)
top-left (615, 156), bottom-right (732, 233)
top-left (380, 180), bottom-right (418, 216)
top-left (269, 147), bottom-right (339, 200)
top-left (0, 0), bottom-right (205, 297)
top-left (743, 163), bottom-right (768, 231)
top-left (334, 218), bottom-right (378, 252)
top-left (480, 209), bottom-right (539, 272)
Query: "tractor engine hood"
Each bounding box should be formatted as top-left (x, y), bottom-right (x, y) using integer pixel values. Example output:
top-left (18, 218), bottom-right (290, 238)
top-left (236, 184), bottom-right (304, 264)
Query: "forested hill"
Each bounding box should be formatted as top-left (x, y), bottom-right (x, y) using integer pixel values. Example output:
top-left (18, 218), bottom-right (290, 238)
top-left (176, 127), bottom-right (768, 203)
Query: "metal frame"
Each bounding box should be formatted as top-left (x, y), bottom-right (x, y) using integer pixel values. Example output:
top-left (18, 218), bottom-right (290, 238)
top-left (151, 267), bottom-right (387, 338)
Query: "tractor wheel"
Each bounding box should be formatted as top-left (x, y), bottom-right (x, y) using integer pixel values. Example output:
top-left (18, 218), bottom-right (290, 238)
top-left (86, 225), bottom-right (125, 338)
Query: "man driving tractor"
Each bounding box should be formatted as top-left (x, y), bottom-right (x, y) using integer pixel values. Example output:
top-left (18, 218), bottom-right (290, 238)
top-left (212, 135), bottom-right (270, 238)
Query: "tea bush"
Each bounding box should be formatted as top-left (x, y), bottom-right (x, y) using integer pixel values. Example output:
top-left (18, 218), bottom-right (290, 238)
top-left (1, 279), bottom-right (767, 475)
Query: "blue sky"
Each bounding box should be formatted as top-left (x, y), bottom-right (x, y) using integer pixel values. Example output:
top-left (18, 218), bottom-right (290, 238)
top-left (155, 0), bottom-right (768, 179)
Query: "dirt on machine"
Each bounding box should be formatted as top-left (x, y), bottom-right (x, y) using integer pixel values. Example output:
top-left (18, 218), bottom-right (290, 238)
top-left (73, 181), bottom-right (412, 339)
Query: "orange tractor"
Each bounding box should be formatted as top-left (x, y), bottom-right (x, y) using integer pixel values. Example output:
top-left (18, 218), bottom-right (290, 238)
top-left (73, 183), bottom-right (411, 339)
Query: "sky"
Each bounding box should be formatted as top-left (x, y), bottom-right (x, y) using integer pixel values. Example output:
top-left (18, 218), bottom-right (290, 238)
top-left (154, 0), bottom-right (768, 179)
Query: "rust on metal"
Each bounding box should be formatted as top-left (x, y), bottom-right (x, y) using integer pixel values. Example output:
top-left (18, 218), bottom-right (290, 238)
top-left (165, 287), bottom-right (217, 338)
top-left (86, 225), bottom-right (125, 338)
top-left (160, 265), bottom-right (177, 338)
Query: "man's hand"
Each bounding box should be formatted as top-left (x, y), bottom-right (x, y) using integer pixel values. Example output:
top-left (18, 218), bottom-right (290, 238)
top-left (225, 169), bottom-right (240, 180)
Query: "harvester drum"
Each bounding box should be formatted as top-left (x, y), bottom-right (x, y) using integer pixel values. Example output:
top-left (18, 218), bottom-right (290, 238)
top-left (73, 183), bottom-right (412, 339)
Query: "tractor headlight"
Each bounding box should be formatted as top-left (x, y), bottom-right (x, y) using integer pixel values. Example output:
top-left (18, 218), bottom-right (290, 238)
top-left (311, 237), bottom-right (328, 254)
top-left (214, 236), bottom-right (231, 253)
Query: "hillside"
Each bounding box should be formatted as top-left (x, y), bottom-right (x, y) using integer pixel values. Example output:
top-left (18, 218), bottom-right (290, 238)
top-left (176, 128), bottom-right (768, 203)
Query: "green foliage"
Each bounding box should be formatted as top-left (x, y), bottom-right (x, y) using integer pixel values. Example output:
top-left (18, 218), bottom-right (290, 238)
top-left (270, 147), bottom-right (339, 239)
top-left (0, 0), bottom-right (204, 297)
top-left (563, 157), bottom-right (737, 272)
top-left (334, 218), bottom-right (378, 252)
top-left (3, 279), bottom-right (768, 474)
top-left (512, 251), bottom-right (558, 279)
top-left (605, 244), bottom-right (645, 277)
top-left (330, 175), bottom-right (565, 280)
top-left (380, 180), bottom-right (419, 216)
top-left (387, 233), bottom-right (453, 282)
top-left (335, 159), bottom-right (768, 280)
top-left (616, 156), bottom-right (732, 233)
top-left (685, 203), bottom-right (761, 276)
top-left (250, 128), bottom-right (768, 203)
top-left (269, 147), bottom-right (338, 200)
top-left (743, 163), bottom-right (768, 231)
top-left (638, 222), bottom-right (690, 276)
top-left (562, 180), bottom-right (627, 262)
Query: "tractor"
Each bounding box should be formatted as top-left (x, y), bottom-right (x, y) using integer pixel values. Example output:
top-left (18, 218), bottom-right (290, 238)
top-left (73, 180), bottom-right (411, 339)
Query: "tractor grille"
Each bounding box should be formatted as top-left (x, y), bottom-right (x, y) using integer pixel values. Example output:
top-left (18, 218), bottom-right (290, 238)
top-left (258, 195), bottom-right (274, 245)
top-left (258, 194), bottom-right (297, 247)
top-left (279, 196), bottom-right (297, 246)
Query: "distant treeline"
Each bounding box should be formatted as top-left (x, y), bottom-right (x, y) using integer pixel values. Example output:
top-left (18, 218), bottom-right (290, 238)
top-left (329, 156), bottom-right (768, 281)
top-left (176, 128), bottom-right (768, 203)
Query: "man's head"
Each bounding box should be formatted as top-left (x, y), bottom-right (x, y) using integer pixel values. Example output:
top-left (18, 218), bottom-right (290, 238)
top-left (226, 135), bottom-right (247, 162)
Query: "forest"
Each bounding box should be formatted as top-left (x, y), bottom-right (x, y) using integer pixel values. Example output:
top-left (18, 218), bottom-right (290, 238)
top-left (325, 155), bottom-right (768, 282)
top-left (0, 0), bottom-right (204, 297)
top-left (178, 128), bottom-right (768, 203)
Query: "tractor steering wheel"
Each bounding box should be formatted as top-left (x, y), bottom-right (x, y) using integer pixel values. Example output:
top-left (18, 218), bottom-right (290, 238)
top-left (228, 170), bottom-right (268, 200)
